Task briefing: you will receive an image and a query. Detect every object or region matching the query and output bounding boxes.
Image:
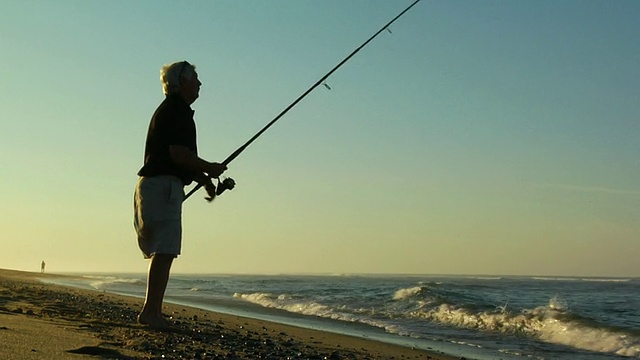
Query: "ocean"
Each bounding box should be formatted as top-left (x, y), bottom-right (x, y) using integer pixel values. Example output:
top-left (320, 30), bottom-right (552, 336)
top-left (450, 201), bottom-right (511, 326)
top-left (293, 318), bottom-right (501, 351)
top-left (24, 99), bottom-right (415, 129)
top-left (47, 274), bottom-right (639, 359)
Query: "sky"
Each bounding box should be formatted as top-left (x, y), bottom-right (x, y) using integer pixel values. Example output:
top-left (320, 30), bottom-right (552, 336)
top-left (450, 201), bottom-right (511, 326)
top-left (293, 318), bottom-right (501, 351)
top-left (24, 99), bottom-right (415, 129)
top-left (1, 0), bottom-right (638, 277)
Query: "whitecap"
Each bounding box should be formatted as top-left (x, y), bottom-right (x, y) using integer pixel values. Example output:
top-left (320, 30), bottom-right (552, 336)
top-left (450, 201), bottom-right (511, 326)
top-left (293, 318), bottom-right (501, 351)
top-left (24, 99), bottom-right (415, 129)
top-left (392, 286), bottom-right (424, 301)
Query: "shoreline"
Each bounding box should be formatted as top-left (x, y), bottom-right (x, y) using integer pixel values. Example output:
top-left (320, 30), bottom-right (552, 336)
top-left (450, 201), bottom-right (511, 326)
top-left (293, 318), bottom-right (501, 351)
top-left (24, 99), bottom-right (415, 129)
top-left (0, 268), bottom-right (461, 359)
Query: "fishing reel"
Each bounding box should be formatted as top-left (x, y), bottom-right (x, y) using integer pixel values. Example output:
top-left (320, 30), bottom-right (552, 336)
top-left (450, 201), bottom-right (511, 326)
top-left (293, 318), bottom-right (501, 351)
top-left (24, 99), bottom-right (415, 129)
top-left (204, 177), bottom-right (236, 202)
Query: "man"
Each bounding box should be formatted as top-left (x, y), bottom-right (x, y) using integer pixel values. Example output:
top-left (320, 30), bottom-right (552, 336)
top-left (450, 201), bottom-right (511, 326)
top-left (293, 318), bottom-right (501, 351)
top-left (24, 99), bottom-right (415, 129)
top-left (134, 61), bottom-right (226, 328)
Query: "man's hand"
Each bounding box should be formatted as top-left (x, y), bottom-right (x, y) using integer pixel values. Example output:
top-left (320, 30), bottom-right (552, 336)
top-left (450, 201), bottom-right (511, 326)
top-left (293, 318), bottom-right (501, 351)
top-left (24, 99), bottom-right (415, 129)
top-left (194, 173), bottom-right (218, 201)
top-left (204, 180), bottom-right (217, 201)
top-left (205, 162), bottom-right (227, 178)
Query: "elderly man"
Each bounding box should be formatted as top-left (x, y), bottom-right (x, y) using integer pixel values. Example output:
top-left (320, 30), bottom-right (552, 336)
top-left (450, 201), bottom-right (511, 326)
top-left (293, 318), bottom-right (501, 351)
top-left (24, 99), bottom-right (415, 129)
top-left (134, 61), bottom-right (226, 328)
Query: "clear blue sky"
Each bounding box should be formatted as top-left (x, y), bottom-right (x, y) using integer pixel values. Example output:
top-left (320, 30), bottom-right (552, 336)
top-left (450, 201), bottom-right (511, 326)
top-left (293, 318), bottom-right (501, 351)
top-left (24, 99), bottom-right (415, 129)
top-left (1, 0), bottom-right (638, 276)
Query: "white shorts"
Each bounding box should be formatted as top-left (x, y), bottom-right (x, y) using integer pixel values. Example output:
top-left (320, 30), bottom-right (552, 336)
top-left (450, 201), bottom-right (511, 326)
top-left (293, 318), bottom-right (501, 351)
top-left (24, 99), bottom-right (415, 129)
top-left (133, 176), bottom-right (184, 258)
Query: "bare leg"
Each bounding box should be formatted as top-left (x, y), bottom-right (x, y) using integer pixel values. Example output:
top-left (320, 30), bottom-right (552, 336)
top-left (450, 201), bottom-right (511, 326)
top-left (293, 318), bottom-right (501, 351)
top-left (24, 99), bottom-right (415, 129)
top-left (138, 254), bottom-right (174, 328)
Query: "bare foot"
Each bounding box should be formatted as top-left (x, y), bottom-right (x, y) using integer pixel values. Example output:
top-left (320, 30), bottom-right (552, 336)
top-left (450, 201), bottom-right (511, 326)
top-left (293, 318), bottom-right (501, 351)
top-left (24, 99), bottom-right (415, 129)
top-left (137, 312), bottom-right (172, 330)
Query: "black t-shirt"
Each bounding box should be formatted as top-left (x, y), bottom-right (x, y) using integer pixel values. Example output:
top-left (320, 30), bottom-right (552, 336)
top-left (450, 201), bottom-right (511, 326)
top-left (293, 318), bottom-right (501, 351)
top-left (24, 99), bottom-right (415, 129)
top-left (137, 94), bottom-right (198, 185)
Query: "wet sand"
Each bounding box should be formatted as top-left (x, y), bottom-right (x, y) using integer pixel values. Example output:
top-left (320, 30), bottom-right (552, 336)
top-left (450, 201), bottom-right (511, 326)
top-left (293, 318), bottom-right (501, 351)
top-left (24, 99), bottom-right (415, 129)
top-left (0, 268), bottom-right (461, 359)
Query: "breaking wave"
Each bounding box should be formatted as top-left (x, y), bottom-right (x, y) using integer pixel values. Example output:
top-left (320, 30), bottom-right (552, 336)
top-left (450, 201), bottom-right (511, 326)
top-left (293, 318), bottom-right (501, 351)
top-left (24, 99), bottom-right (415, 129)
top-left (235, 288), bottom-right (640, 358)
top-left (232, 292), bottom-right (400, 334)
top-left (82, 275), bottom-right (143, 290)
top-left (408, 297), bottom-right (640, 357)
top-left (392, 286), bottom-right (425, 301)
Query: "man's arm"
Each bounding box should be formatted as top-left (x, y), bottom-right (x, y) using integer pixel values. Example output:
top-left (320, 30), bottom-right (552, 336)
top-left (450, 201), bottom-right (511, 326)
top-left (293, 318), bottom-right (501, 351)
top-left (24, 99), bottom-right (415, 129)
top-left (169, 145), bottom-right (226, 178)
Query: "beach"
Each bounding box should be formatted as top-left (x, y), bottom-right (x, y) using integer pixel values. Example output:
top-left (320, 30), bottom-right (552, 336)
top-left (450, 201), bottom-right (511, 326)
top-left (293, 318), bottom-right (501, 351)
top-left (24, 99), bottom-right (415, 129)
top-left (0, 269), bottom-right (458, 360)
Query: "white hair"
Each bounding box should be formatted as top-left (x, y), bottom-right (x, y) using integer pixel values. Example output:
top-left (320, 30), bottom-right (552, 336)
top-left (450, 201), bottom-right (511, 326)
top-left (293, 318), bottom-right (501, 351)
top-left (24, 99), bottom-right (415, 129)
top-left (160, 61), bottom-right (196, 95)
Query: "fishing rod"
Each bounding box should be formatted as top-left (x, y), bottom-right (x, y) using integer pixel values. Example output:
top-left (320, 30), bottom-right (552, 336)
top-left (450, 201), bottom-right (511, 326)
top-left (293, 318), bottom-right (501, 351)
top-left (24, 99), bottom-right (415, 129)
top-left (185, 0), bottom-right (422, 202)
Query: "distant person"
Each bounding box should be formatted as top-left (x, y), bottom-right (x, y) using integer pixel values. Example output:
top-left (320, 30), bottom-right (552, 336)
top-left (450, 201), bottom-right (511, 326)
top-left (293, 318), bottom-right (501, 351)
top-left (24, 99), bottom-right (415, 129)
top-left (134, 61), bottom-right (226, 328)
top-left (40, 260), bottom-right (45, 273)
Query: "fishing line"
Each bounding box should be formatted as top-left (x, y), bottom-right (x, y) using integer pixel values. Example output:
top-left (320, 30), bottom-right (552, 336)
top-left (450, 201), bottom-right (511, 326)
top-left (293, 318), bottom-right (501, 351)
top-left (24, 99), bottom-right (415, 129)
top-left (186, 0), bottom-right (422, 202)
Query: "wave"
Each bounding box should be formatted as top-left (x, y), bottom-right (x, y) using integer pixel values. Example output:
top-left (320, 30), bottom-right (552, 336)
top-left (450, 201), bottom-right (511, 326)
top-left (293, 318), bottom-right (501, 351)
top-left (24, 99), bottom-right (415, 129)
top-left (392, 286), bottom-right (426, 301)
top-left (409, 298), bottom-right (640, 358)
top-left (82, 275), bottom-right (144, 290)
top-left (531, 276), bottom-right (632, 283)
top-left (235, 289), bottom-right (640, 357)
top-left (465, 276), bottom-right (503, 280)
top-left (531, 277), bottom-right (580, 282)
top-left (233, 292), bottom-right (334, 318)
top-left (232, 292), bottom-right (401, 335)
top-left (580, 278), bottom-right (632, 283)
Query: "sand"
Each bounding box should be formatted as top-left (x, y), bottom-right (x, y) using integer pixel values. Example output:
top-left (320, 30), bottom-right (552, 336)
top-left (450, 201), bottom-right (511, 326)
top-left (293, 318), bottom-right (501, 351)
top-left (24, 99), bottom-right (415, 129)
top-left (0, 268), bottom-right (462, 359)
